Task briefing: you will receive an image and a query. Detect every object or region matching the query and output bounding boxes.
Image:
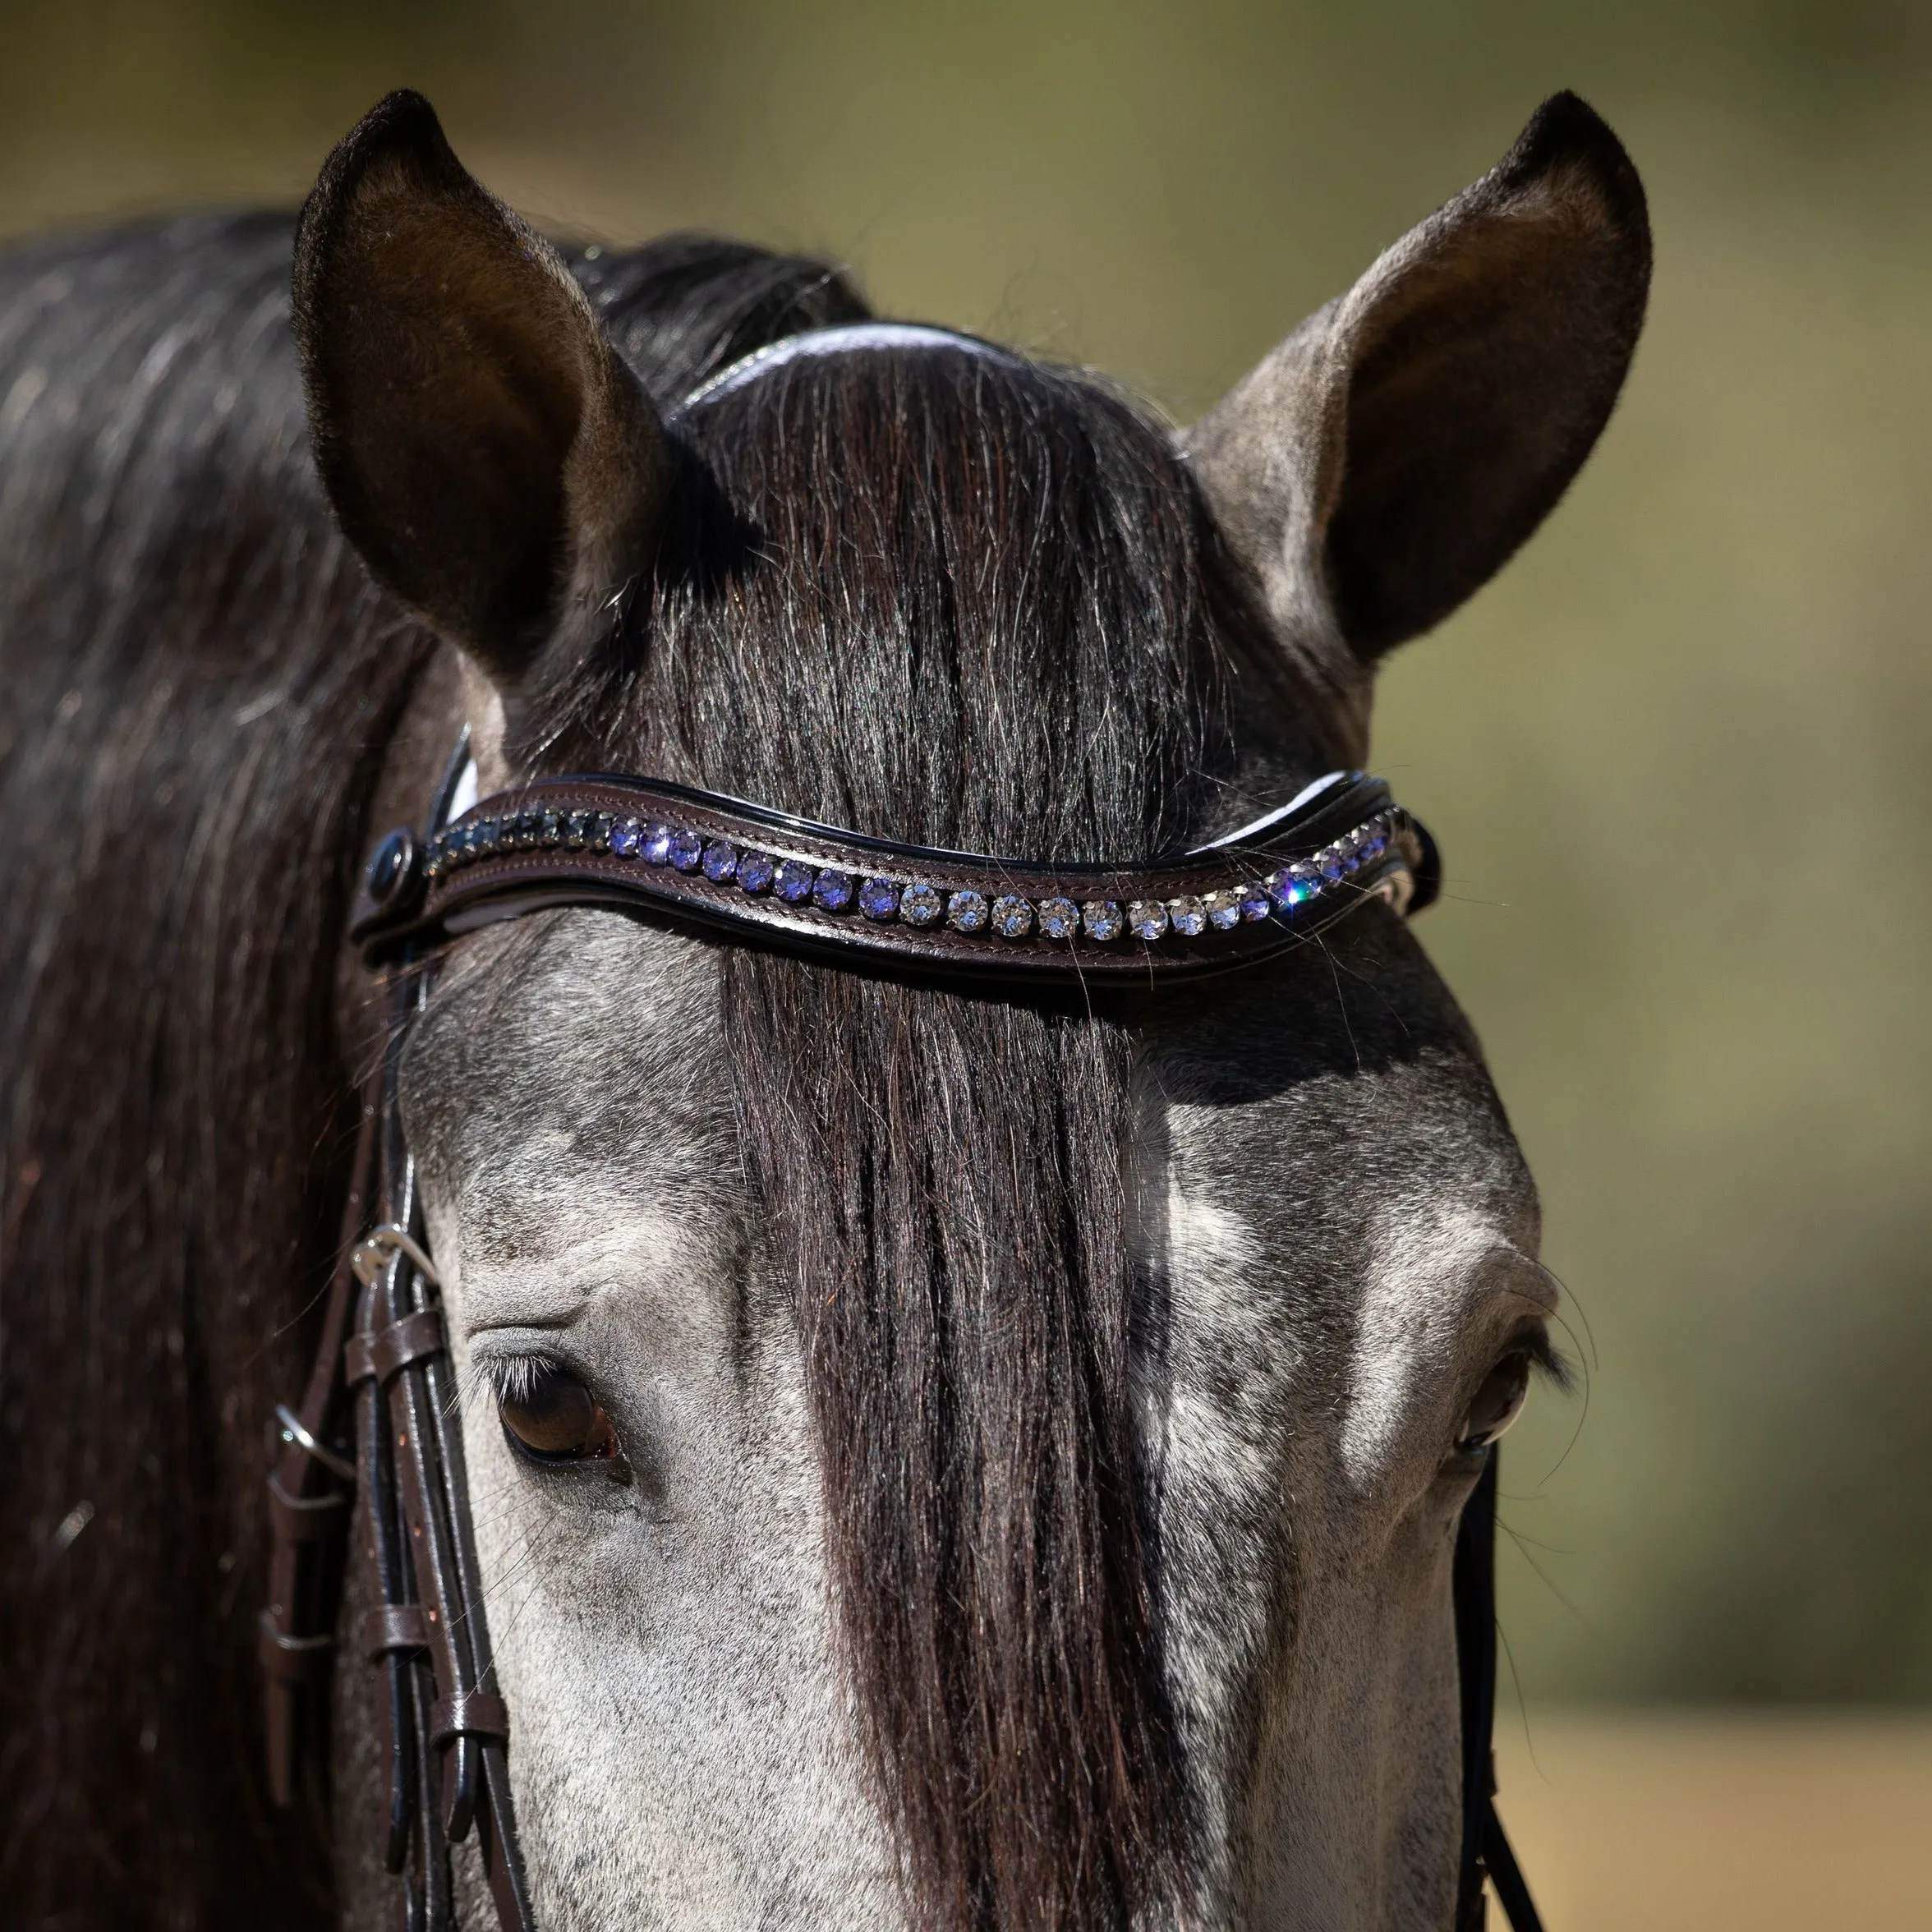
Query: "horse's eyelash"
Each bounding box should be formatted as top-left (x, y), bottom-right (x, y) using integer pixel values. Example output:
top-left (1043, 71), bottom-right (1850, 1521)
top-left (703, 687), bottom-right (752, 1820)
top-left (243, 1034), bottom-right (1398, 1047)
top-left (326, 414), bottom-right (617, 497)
top-left (472, 1352), bottom-right (560, 1407)
top-left (1517, 1327), bottom-right (1575, 1396)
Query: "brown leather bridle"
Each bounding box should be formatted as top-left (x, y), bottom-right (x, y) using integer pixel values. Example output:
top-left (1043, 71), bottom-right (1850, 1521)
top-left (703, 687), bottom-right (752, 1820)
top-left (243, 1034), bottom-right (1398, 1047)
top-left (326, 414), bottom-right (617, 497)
top-left (261, 740), bottom-right (1543, 1932)
top-left (263, 743), bottom-right (536, 1929)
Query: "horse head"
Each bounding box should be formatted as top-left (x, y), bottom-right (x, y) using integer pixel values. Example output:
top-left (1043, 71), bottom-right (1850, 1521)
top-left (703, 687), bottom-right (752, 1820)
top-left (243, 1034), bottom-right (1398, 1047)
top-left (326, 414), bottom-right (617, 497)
top-left (290, 89), bottom-right (1647, 1930)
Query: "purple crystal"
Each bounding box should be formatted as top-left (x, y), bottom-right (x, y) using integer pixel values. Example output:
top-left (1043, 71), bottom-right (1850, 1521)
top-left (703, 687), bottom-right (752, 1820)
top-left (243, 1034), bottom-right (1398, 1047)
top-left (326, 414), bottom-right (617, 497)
top-left (774, 859), bottom-right (816, 904)
top-left (813, 869), bottom-right (855, 913)
top-left (858, 877), bottom-right (900, 922)
top-left (1239, 882), bottom-right (1272, 922)
top-left (702, 839), bottom-right (738, 883)
top-left (737, 851), bottom-right (775, 895)
top-left (642, 822), bottom-right (674, 866)
top-left (669, 829), bottom-right (705, 872)
top-left (1318, 849), bottom-right (1347, 884)
top-left (609, 817), bottom-right (644, 859)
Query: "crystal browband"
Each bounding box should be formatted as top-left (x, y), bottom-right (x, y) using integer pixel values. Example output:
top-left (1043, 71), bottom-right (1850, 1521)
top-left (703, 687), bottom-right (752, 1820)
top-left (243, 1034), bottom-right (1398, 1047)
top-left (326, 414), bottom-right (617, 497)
top-left (351, 770), bottom-right (1438, 984)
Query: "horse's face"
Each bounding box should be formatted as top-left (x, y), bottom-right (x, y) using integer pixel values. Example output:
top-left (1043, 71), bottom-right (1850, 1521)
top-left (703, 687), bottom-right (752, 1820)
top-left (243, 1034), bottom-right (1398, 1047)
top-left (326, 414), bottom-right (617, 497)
top-left (395, 914), bottom-right (1543, 1929)
top-left (304, 91), bottom-right (1645, 1931)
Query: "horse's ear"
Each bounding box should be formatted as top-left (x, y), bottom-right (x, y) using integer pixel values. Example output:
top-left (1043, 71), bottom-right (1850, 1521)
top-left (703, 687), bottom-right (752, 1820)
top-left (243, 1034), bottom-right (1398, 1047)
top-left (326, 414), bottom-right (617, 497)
top-left (1184, 92), bottom-right (1649, 662)
top-left (293, 90), bottom-right (669, 688)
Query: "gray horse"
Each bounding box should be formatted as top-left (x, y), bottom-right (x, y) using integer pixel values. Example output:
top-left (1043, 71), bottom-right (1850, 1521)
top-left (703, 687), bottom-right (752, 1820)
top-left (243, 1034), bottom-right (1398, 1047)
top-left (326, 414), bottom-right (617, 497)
top-left (0, 86), bottom-right (1646, 1930)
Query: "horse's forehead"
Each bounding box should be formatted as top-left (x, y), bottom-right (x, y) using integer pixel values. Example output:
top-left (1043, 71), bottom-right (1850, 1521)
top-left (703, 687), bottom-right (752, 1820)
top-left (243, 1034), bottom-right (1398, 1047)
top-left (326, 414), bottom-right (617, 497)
top-left (407, 911), bottom-right (1529, 1295)
top-left (402, 915), bottom-right (731, 1174)
top-left (1161, 1049), bottom-right (1532, 1244)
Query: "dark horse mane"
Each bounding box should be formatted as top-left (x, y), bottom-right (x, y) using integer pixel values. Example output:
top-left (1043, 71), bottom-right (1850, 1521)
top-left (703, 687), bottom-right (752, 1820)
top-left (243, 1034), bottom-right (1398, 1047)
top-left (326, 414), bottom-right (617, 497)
top-left (0, 211), bottom-right (1350, 1929)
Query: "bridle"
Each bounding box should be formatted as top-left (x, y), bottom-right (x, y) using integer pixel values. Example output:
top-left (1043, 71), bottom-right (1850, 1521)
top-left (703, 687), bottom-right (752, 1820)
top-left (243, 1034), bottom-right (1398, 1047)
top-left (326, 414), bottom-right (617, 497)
top-left (259, 724), bottom-right (1546, 1930)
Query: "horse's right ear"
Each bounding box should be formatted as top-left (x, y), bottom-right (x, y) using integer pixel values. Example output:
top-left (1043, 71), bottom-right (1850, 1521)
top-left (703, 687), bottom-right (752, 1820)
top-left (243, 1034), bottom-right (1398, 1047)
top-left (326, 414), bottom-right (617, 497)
top-left (293, 90), bottom-right (669, 690)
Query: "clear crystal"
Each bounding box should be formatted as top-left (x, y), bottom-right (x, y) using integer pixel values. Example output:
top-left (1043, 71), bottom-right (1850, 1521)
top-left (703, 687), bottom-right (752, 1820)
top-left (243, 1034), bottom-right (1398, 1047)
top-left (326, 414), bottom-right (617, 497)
top-left (947, 889), bottom-right (990, 933)
top-left (1037, 896), bottom-right (1079, 941)
top-left (900, 881), bottom-right (944, 927)
top-left (1082, 899), bottom-right (1125, 941)
top-left (991, 895), bottom-right (1035, 938)
top-left (1203, 888), bottom-right (1244, 931)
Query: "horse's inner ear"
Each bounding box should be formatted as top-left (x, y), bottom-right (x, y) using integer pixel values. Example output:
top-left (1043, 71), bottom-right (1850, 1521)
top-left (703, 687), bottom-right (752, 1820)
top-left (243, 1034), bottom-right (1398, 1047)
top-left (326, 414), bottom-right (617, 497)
top-left (1186, 90), bottom-right (1650, 664)
top-left (293, 90), bottom-right (668, 688)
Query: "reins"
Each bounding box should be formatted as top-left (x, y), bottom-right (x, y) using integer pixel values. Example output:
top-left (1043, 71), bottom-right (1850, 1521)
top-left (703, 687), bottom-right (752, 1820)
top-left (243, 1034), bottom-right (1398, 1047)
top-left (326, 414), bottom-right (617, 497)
top-left (262, 736), bottom-right (1543, 1932)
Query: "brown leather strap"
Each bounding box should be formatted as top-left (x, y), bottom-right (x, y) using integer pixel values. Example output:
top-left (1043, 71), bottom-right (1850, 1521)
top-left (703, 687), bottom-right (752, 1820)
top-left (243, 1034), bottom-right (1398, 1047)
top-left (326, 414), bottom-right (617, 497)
top-left (261, 1083), bottom-right (381, 1807)
top-left (268, 735), bottom-right (537, 1930)
top-left (362, 1603), bottom-right (434, 1658)
top-left (343, 1308), bottom-right (446, 1385)
top-left (430, 1691), bottom-right (511, 1749)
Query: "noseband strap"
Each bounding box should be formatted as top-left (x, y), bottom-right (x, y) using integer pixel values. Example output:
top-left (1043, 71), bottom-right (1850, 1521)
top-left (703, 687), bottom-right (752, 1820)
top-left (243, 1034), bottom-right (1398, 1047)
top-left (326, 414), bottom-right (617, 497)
top-left (265, 742), bottom-right (1542, 1932)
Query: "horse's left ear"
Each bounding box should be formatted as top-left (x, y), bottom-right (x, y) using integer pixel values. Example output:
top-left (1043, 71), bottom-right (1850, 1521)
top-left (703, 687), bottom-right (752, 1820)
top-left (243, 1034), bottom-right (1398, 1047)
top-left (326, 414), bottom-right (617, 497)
top-left (1184, 92), bottom-right (1649, 662)
top-left (293, 90), bottom-right (669, 691)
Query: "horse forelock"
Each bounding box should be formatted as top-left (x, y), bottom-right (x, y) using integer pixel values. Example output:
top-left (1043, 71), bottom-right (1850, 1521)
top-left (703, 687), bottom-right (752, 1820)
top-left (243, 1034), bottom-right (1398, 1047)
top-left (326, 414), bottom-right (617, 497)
top-left (499, 334), bottom-right (1359, 1928)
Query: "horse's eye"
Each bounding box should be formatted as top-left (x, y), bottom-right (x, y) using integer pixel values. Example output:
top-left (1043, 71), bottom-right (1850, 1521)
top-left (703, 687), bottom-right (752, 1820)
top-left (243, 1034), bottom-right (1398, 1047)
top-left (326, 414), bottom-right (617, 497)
top-left (1456, 1350), bottom-right (1532, 1453)
top-left (497, 1361), bottom-right (619, 1462)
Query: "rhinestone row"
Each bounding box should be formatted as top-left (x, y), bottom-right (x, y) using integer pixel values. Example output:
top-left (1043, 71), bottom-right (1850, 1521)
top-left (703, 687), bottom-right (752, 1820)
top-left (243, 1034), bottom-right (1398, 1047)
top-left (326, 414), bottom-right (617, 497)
top-left (422, 806), bottom-right (1398, 943)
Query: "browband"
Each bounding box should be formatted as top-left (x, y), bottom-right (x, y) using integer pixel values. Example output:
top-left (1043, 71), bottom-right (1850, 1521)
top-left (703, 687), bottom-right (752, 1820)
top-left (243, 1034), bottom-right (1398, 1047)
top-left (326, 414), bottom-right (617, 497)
top-left (352, 767), bottom-right (1439, 986)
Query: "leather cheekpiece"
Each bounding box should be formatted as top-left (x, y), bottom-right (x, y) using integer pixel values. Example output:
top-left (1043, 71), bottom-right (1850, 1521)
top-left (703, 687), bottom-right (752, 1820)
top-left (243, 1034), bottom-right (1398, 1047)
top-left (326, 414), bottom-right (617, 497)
top-left (344, 1309), bottom-right (446, 1386)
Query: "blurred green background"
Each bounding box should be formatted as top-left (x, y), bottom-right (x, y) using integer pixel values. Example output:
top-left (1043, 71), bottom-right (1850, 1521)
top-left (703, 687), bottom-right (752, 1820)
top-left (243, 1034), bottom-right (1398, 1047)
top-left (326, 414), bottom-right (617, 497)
top-left (4, 0), bottom-right (1927, 1705)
